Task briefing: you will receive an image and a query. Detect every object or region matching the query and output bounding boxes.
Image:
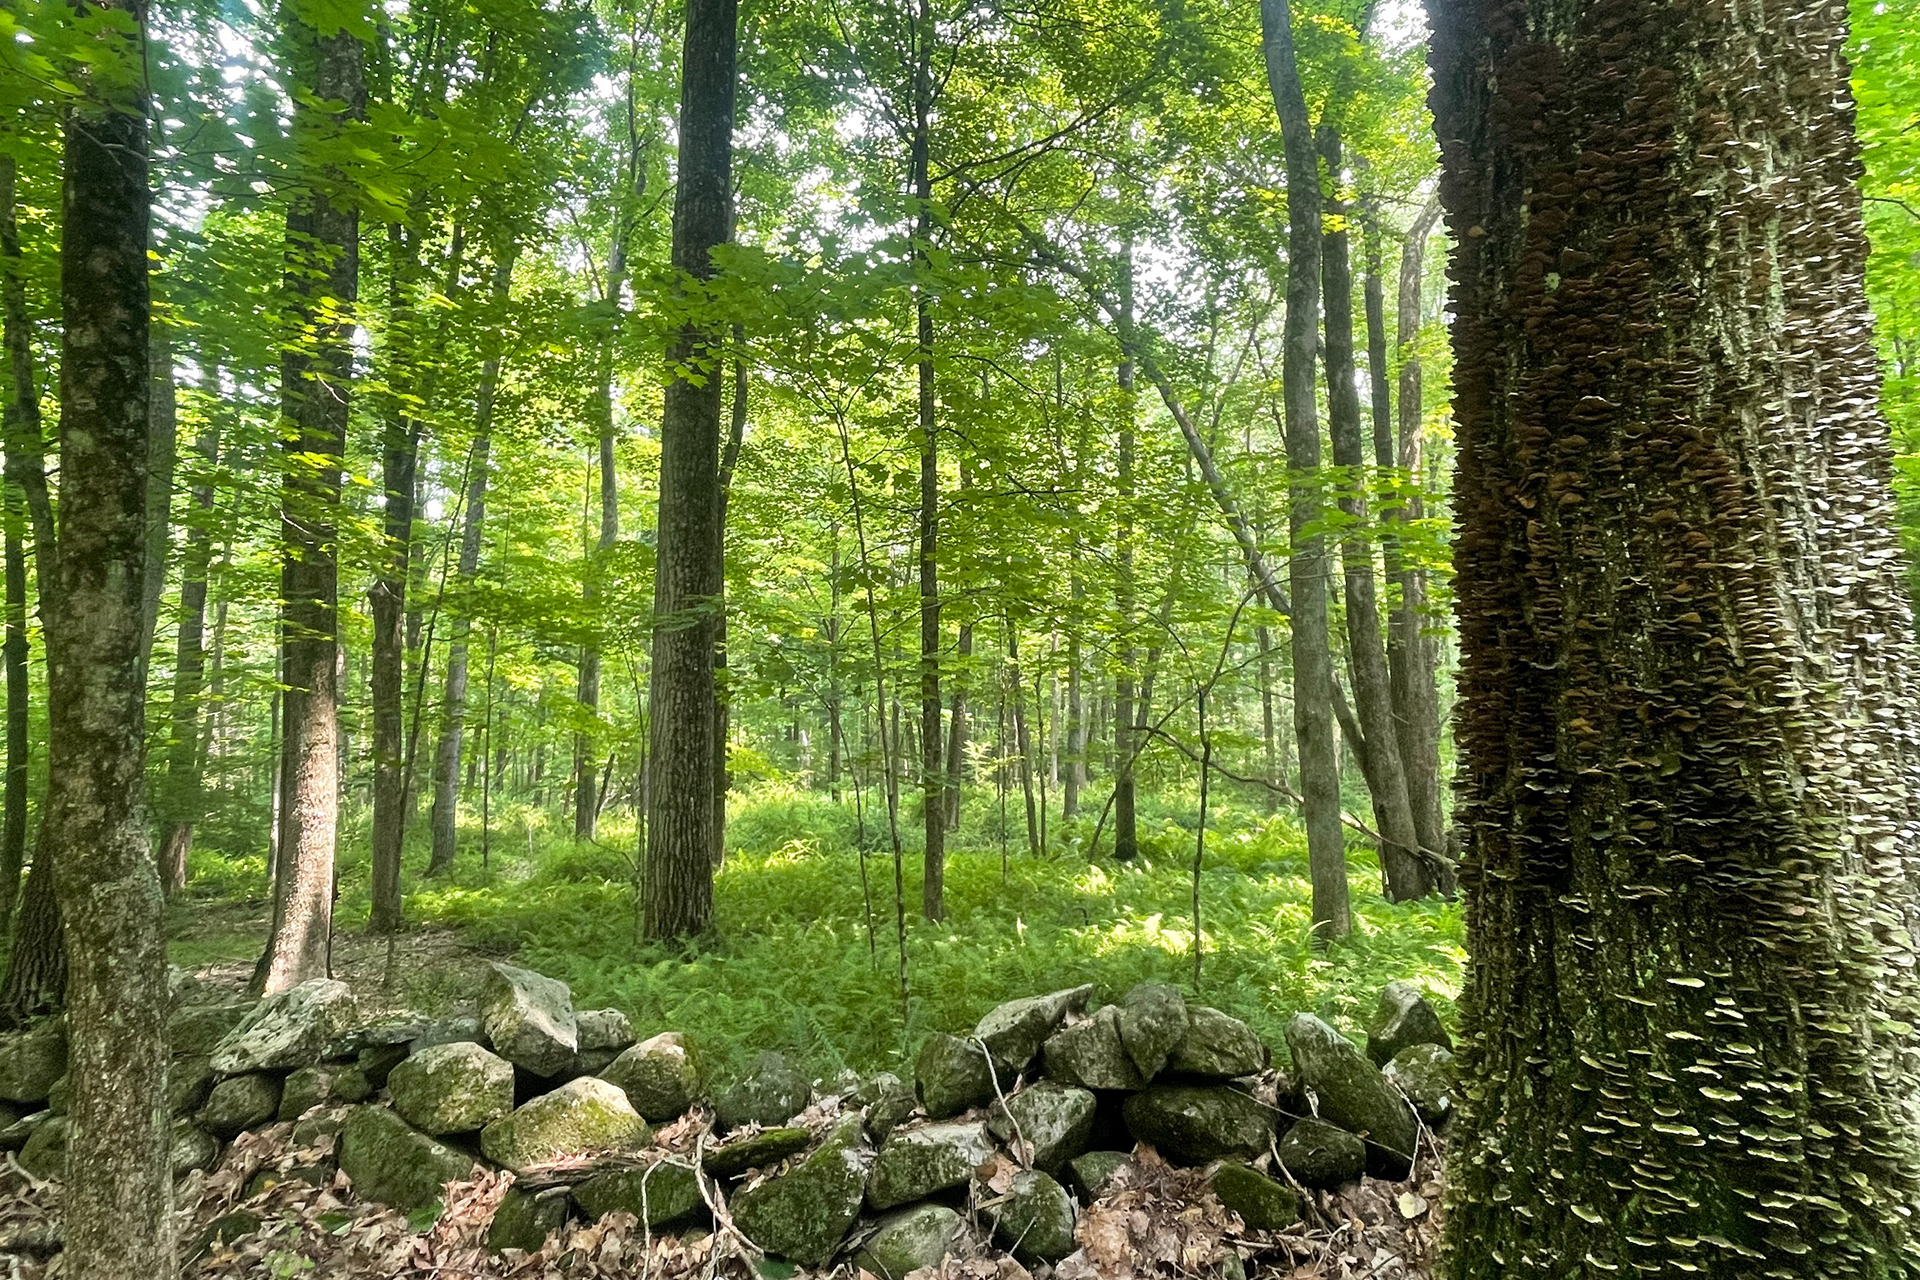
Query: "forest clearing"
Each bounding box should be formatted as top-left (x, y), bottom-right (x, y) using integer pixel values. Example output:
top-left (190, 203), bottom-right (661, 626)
top-left (2, 0), bottom-right (1919, 1274)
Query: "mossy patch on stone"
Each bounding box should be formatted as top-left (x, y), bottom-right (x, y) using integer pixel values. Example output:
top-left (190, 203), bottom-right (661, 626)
top-left (574, 1157), bottom-right (704, 1226)
top-left (1168, 1007), bottom-right (1269, 1080)
top-left (854, 1204), bottom-right (962, 1280)
top-left (339, 1105), bottom-right (479, 1210)
top-left (987, 1169), bottom-right (1076, 1263)
top-left (914, 1032), bottom-right (996, 1120)
top-left (603, 1031), bottom-right (703, 1121)
top-left (1121, 1085), bottom-right (1275, 1165)
top-left (704, 1125), bottom-right (812, 1178)
top-left (488, 1186), bottom-right (571, 1254)
top-left (987, 1081), bottom-right (1095, 1173)
top-left (390, 1042), bottom-right (516, 1135)
top-left (1275, 1117), bottom-right (1365, 1189)
top-left (479, 1076), bottom-right (651, 1173)
top-left (732, 1114), bottom-right (869, 1267)
top-left (1206, 1160), bottom-right (1299, 1231)
top-left (867, 1119), bottom-right (995, 1210)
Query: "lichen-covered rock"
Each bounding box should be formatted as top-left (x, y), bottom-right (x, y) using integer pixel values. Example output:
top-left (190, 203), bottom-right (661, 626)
top-left (854, 1204), bottom-right (963, 1280)
top-left (988, 1082), bottom-right (1095, 1173)
top-left (0, 1019), bottom-right (67, 1104)
top-left (45, 1074), bottom-right (68, 1115)
top-left (1285, 1014), bottom-right (1416, 1178)
top-left (867, 1120), bottom-right (995, 1210)
top-left (1275, 1117), bottom-right (1366, 1189)
top-left (1168, 1008), bottom-right (1269, 1080)
top-left (732, 1114), bottom-right (870, 1266)
top-left (704, 1125), bottom-right (812, 1179)
top-left (167, 1002), bottom-right (254, 1059)
top-left (202, 1072), bottom-right (285, 1140)
top-left (0, 1108), bottom-right (51, 1152)
top-left (1365, 983), bottom-right (1451, 1067)
top-left (339, 1105), bottom-right (479, 1210)
top-left (169, 1056), bottom-right (216, 1116)
top-left (1117, 984), bottom-right (1188, 1080)
top-left (479, 1076), bottom-right (650, 1172)
top-left (389, 1041), bottom-right (516, 1135)
top-left (326, 1012), bottom-right (435, 1060)
top-left (278, 1063), bottom-right (371, 1121)
top-left (715, 1051), bottom-right (811, 1132)
top-left (576, 1009), bottom-right (635, 1054)
top-left (862, 1072), bottom-right (919, 1140)
top-left (915, 1032), bottom-right (996, 1120)
top-left (210, 979), bottom-right (355, 1074)
top-left (973, 986), bottom-right (1093, 1075)
top-left (1384, 1043), bottom-right (1455, 1123)
top-left (172, 1120), bottom-right (221, 1176)
top-left (603, 1032), bottom-right (703, 1121)
top-left (480, 963), bottom-right (578, 1077)
top-left (1067, 1150), bottom-right (1131, 1202)
top-left (488, 1186), bottom-right (570, 1254)
top-left (987, 1170), bottom-right (1076, 1264)
top-left (292, 1104), bottom-right (354, 1149)
top-left (1121, 1085), bottom-right (1275, 1165)
top-left (1206, 1161), bottom-right (1299, 1231)
top-left (1043, 1006), bottom-right (1146, 1091)
top-left (575, 1157), bottom-right (703, 1226)
top-left (17, 1114), bottom-right (68, 1179)
top-left (409, 1015), bottom-right (488, 1056)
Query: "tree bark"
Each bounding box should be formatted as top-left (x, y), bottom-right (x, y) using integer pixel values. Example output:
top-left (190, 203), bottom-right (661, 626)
top-left (156, 401), bottom-right (221, 896)
top-left (712, 344), bottom-right (747, 868)
top-left (913, 0), bottom-right (944, 921)
top-left (0, 153), bottom-right (39, 928)
top-left (1434, 0), bottom-right (1920, 1270)
top-left (1113, 244), bottom-right (1139, 862)
top-left (642, 0), bottom-right (734, 940)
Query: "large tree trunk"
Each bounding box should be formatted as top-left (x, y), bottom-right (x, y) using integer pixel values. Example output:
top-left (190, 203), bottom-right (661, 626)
top-left (257, 24), bottom-right (363, 993)
top-left (642, 0), bottom-right (734, 940)
top-left (1261, 0), bottom-right (1347, 942)
top-left (156, 405), bottom-right (221, 896)
top-left (1434, 0), bottom-right (1920, 1272)
top-left (48, 24), bottom-right (176, 1272)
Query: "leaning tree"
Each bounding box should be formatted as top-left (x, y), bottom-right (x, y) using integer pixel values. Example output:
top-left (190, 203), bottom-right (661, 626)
top-left (1432, 0), bottom-right (1920, 1274)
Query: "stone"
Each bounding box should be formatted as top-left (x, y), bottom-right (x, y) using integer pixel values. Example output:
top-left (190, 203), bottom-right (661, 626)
top-left (16, 1114), bottom-right (68, 1179)
top-left (292, 1105), bottom-right (354, 1149)
top-left (339, 1105), bottom-right (479, 1211)
top-left (987, 1169), bottom-right (1076, 1264)
top-left (210, 979), bottom-right (355, 1074)
top-left (854, 1204), bottom-right (963, 1280)
top-left (973, 985), bottom-right (1093, 1075)
top-left (603, 1032), bottom-right (703, 1121)
top-left (0, 1018), bottom-right (67, 1104)
top-left (172, 1121), bottom-right (221, 1177)
top-left (0, 1108), bottom-right (51, 1152)
top-left (575, 1157), bottom-right (704, 1226)
top-left (481, 963), bottom-right (578, 1077)
top-left (410, 1015), bottom-right (488, 1056)
top-left (1206, 1160), bottom-right (1300, 1231)
top-left (1117, 983), bottom-right (1188, 1080)
top-left (479, 1076), bottom-right (650, 1173)
top-left (45, 1074), bottom-right (68, 1115)
top-left (1168, 1007), bottom-right (1269, 1080)
top-left (202, 1072), bottom-right (285, 1140)
top-left (866, 1119), bottom-right (995, 1210)
top-left (1285, 1014), bottom-right (1417, 1178)
top-left (170, 1056), bottom-right (217, 1116)
top-left (1275, 1117), bottom-right (1366, 1189)
top-left (279, 1063), bottom-right (371, 1121)
top-left (715, 1051), bottom-right (811, 1132)
top-left (1066, 1150), bottom-right (1131, 1202)
top-left (1365, 983), bottom-right (1451, 1067)
top-left (862, 1072), bottom-right (919, 1140)
top-left (915, 1032), bottom-right (996, 1120)
top-left (732, 1114), bottom-right (870, 1267)
top-left (168, 1002), bottom-right (254, 1059)
top-left (1043, 1006), bottom-right (1145, 1091)
top-left (704, 1125), bottom-right (812, 1178)
top-left (564, 1048), bottom-right (620, 1079)
top-left (389, 1042), bottom-right (516, 1135)
top-left (1121, 1085), bottom-right (1276, 1165)
top-left (1384, 1043), bottom-right (1455, 1123)
top-left (488, 1186), bottom-right (570, 1254)
top-left (357, 1042), bottom-right (412, 1090)
top-left (988, 1082), bottom-right (1096, 1173)
top-left (325, 1013), bottom-right (436, 1060)
top-left (576, 1009), bottom-right (635, 1054)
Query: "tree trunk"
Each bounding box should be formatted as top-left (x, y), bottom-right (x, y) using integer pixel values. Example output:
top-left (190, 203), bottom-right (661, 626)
top-left (48, 25), bottom-right (176, 1272)
top-left (1010, 623), bottom-right (1038, 857)
top-left (943, 621), bottom-right (970, 829)
top-left (0, 153), bottom-right (40, 927)
top-left (1113, 245), bottom-right (1139, 862)
top-left (913, 7), bottom-right (944, 922)
top-left (156, 404), bottom-right (221, 896)
top-left (258, 24), bottom-right (362, 993)
top-left (642, 0), bottom-right (734, 940)
top-left (1433, 0), bottom-right (1920, 1270)
top-left (141, 318), bottom-right (175, 668)
top-left (712, 345), bottom-right (747, 868)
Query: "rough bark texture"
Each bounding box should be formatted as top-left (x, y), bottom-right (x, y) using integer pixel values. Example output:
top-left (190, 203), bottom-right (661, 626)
top-left (643, 0), bottom-right (734, 940)
top-left (1113, 247), bottom-right (1138, 863)
top-left (50, 36), bottom-right (177, 1274)
top-left (1433, 0), bottom-right (1920, 1273)
top-left (913, 8), bottom-right (944, 921)
top-left (712, 346), bottom-right (747, 867)
top-left (0, 153), bottom-right (37, 926)
top-left (141, 318), bottom-right (175, 665)
top-left (156, 411), bottom-right (220, 895)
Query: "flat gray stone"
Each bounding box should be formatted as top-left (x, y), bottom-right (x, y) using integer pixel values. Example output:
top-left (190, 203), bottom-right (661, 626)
top-left (867, 1120), bottom-right (995, 1210)
top-left (715, 1051), bottom-right (811, 1132)
top-left (202, 1072), bottom-right (284, 1140)
top-left (1067, 1150), bottom-right (1131, 1201)
top-left (389, 1042), bottom-right (516, 1135)
top-left (1384, 1043), bottom-right (1455, 1123)
top-left (915, 1032), bottom-right (996, 1120)
top-left (973, 986), bottom-right (1093, 1075)
top-left (1117, 983), bottom-right (1188, 1080)
top-left (576, 1009), bottom-right (635, 1054)
top-left (987, 1169), bottom-right (1076, 1263)
top-left (1276, 1117), bottom-right (1365, 1189)
top-left (861, 1071), bottom-right (919, 1140)
top-left (1365, 982), bottom-right (1451, 1067)
top-left (988, 1081), bottom-right (1095, 1173)
top-left (480, 963), bottom-right (578, 1077)
top-left (210, 979), bottom-right (355, 1074)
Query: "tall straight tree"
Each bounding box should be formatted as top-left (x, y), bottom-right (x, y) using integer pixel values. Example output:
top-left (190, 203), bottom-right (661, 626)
top-left (47, 0), bottom-right (175, 1268)
top-left (1111, 243), bottom-right (1139, 862)
top-left (155, 401), bottom-right (221, 893)
top-left (643, 0), bottom-right (735, 939)
top-left (1434, 0), bottom-right (1920, 1272)
top-left (910, 0), bottom-right (944, 921)
top-left (0, 152), bottom-right (38, 927)
top-left (257, 16), bottom-right (363, 992)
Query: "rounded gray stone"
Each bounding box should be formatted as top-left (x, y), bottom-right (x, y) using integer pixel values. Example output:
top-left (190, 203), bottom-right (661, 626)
top-left (603, 1031), bottom-right (703, 1121)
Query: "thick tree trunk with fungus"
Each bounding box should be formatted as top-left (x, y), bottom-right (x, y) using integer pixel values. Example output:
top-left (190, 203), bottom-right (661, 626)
top-left (1433, 0), bottom-right (1920, 1273)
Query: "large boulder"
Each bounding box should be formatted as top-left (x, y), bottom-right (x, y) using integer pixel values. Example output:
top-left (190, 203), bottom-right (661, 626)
top-left (603, 1032), bottom-right (703, 1121)
top-left (1117, 984), bottom-right (1188, 1080)
top-left (202, 1072), bottom-right (284, 1140)
top-left (1206, 1161), bottom-right (1300, 1231)
top-left (704, 1125), bottom-right (813, 1179)
top-left (987, 1169), bottom-right (1076, 1264)
top-left (1275, 1117), bottom-right (1366, 1189)
top-left (167, 1002), bottom-right (254, 1060)
top-left (854, 1204), bottom-right (963, 1280)
top-left (210, 979), bottom-right (355, 1074)
top-left (732, 1114), bottom-right (870, 1267)
top-left (1168, 1008), bottom-right (1269, 1080)
top-left (1285, 1014), bottom-right (1417, 1178)
top-left (389, 1042), bottom-right (516, 1135)
top-left (1042, 1006), bottom-right (1145, 1091)
top-left (0, 1019), bottom-right (67, 1104)
top-left (488, 1186), bottom-right (571, 1254)
top-left (1384, 1043), bottom-right (1455, 1123)
top-left (987, 1082), bottom-right (1095, 1173)
top-left (715, 1051), bottom-right (811, 1132)
top-left (16, 1114), bottom-right (68, 1180)
top-left (915, 1033), bottom-right (996, 1120)
top-left (576, 1009), bottom-right (635, 1054)
top-left (973, 986), bottom-right (1093, 1075)
top-left (339, 1105), bottom-right (480, 1211)
top-left (1365, 983), bottom-right (1451, 1067)
top-left (1121, 1085), bottom-right (1276, 1165)
top-left (479, 1076), bottom-right (651, 1173)
top-left (278, 1063), bottom-right (371, 1121)
top-left (574, 1157), bottom-right (704, 1226)
top-left (867, 1119), bottom-right (996, 1210)
top-left (480, 963), bottom-right (578, 1078)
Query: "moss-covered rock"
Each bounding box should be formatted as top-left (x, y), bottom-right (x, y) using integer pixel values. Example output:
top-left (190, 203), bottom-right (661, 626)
top-left (854, 1204), bottom-right (963, 1280)
top-left (167, 1002), bottom-right (254, 1060)
top-left (1121, 1085), bottom-right (1275, 1165)
top-left (1206, 1160), bottom-right (1299, 1231)
top-left (1383, 1043), bottom-right (1455, 1123)
top-left (704, 1126), bottom-right (812, 1179)
top-left (408, 1016), bottom-right (488, 1056)
top-left (339, 1105), bottom-right (479, 1210)
top-left (479, 1076), bottom-right (651, 1172)
top-left (1043, 1006), bottom-right (1145, 1091)
top-left (867, 1119), bottom-right (996, 1210)
top-left (0, 1018), bottom-right (67, 1104)
top-left (1168, 1008), bottom-right (1269, 1080)
top-left (278, 1063), bottom-right (370, 1121)
top-left (1284, 1014), bottom-right (1416, 1178)
top-left (603, 1031), bottom-right (703, 1121)
top-left (169, 1055), bottom-right (217, 1117)
top-left (987, 1169), bottom-right (1076, 1264)
top-left (1275, 1117), bottom-right (1366, 1189)
top-left (988, 1081), bottom-right (1095, 1173)
top-left (914, 1032), bottom-right (996, 1120)
top-left (0, 1108), bottom-right (51, 1153)
top-left (732, 1114), bottom-right (870, 1267)
top-left (1067, 1149), bottom-right (1131, 1202)
top-left (16, 1113), bottom-right (67, 1179)
top-left (973, 986), bottom-right (1093, 1075)
top-left (1364, 982), bottom-right (1450, 1067)
top-left (480, 962), bottom-right (579, 1078)
top-left (389, 1041), bottom-right (516, 1135)
top-left (292, 1104), bottom-right (355, 1149)
top-left (210, 979), bottom-right (355, 1074)
top-left (488, 1186), bottom-right (571, 1254)
top-left (859, 1071), bottom-right (919, 1140)
top-left (715, 1051), bottom-right (811, 1132)
top-left (1117, 983), bottom-right (1188, 1080)
top-left (202, 1072), bottom-right (284, 1140)
top-left (171, 1120), bottom-right (221, 1176)
top-left (357, 1042), bottom-right (412, 1091)
top-left (574, 1157), bottom-right (704, 1226)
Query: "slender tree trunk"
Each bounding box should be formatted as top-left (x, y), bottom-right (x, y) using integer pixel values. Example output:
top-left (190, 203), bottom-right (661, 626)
top-left (642, 0), bottom-right (735, 940)
top-left (712, 344), bottom-right (747, 867)
top-left (1257, 621), bottom-right (1278, 815)
top-left (1113, 246), bottom-right (1139, 862)
top-left (0, 154), bottom-right (39, 927)
top-left (156, 404), bottom-right (221, 895)
top-left (1010, 623), bottom-right (1038, 857)
top-left (913, 8), bottom-right (944, 921)
top-left (943, 621), bottom-right (970, 829)
top-left (1064, 590), bottom-right (1083, 820)
top-left (1, 484), bottom-right (22, 922)
top-left (827, 526), bottom-right (842, 801)
top-left (141, 318), bottom-right (174, 670)
top-left (1435, 0), bottom-right (1920, 1271)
